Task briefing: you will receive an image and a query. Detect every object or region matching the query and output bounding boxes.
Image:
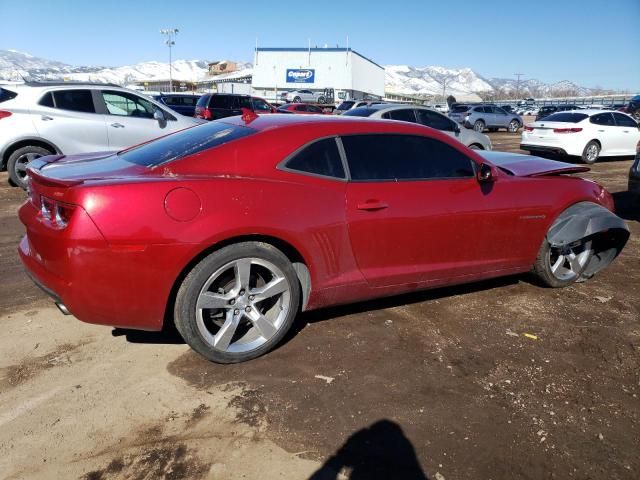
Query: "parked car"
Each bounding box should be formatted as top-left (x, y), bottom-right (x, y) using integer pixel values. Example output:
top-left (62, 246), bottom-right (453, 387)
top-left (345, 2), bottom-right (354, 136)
top-left (194, 93), bottom-right (276, 120)
top-left (623, 95), bottom-right (640, 121)
top-left (277, 103), bottom-right (327, 114)
top-left (536, 105), bottom-right (579, 121)
top-left (458, 105), bottom-right (523, 133)
top-left (152, 93), bottom-right (200, 117)
top-left (0, 82), bottom-right (200, 188)
top-left (281, 89), bottom-right (327, 104)
top-left (521, 110), bottom-right (640, 164)
top-left (629, 141), bottom-right (640, 198)
top-left (500, 105), bottom-right (515, 113)
top-left (432, 104), bottom-right (449, 113)
top-left (19, 115), bottom-right (628, 363)
top-left (343, 103), bottom-right (492, 150)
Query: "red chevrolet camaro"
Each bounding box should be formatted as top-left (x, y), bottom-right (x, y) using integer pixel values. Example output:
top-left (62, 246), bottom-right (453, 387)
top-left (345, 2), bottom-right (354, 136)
top-left (19, 114), bottom-right (629, 363)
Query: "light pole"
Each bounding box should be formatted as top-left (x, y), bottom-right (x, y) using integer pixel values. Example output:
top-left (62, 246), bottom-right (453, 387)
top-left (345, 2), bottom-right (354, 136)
top-left (160, 28), bottom-right (179, 92)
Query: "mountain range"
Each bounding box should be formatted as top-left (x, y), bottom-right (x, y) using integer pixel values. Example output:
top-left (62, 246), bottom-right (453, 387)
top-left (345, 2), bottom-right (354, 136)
top-left (0, 49), bottom-right (614, 100)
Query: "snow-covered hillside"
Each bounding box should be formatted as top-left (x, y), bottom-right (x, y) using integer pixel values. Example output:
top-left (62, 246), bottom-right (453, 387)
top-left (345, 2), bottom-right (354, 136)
top-left (0, 49), bottom-right (598, 98)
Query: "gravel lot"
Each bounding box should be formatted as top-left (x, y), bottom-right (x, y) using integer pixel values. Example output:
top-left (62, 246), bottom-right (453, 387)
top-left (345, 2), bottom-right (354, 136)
top-left (1, 124), bottom-right (638, 480)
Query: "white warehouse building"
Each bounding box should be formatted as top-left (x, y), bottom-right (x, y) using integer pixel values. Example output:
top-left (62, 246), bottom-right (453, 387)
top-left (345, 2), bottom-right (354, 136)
top-left (251, 47), bottom-right (385, 103)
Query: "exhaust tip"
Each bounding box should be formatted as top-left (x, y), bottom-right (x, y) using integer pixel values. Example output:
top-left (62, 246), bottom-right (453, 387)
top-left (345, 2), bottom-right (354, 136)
top-left (55, 302), bottom-right (71, 315)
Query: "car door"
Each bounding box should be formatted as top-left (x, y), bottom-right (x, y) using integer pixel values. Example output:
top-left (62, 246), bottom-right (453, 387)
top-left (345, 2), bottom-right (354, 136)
top-left (482, 106), bottom-right (498, 127)
top-left (99, 90), bottom-right (176, 150)
top-left (589, 113), bottom-right (617, 155)
top-left (493, 106), bottom-right (510, 128)
top-left (612, 113), bottom-right (640, 154)
top-left (33, 89), bottom-right (108, 154)
top-left (343, 133), bottom-right (502, 288)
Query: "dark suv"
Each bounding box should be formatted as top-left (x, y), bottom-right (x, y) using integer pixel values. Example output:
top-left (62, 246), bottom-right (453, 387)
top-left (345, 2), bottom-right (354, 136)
top-left (194, 94), bottom-right (276, 120)
top-left (535, 105), bottom-right (579, 121)
top-left (153, 94), bottom-right (200, 117)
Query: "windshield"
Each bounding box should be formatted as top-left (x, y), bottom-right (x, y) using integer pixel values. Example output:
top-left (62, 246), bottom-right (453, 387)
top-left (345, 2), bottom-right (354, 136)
top-left (451, 105), bottom-right (470, 113)
top-left (541, 113), bottom-right (588, 123)
top-left (0, 88), bottom-right (17, 103)
top-left (118, 121), bottom-right (256, 167)
top-left (337, 101), bottom-right (355, 110)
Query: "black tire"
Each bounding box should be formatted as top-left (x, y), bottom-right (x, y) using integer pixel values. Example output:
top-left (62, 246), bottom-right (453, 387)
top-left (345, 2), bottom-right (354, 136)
top-left (532, 237), bottom-right (593, 288)
top-left (507, 120), bottom-right (521, 133)
top-left (293, 96), bottom-right (301, 103)
top-left (317, 96), bottom-right (325, 104)
top-left (469, 143), bottom-right (483, 150)
top-left (8, 145), bottom-right (52, 189)
top-left (473, 120), bottom-right (485, 133)
top-left (174, 242), bottom-right (301, 363)
top-left (581, 140), bottom-right (600, 164)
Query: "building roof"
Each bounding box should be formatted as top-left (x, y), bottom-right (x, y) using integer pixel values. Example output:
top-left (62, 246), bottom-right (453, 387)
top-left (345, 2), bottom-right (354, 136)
top-left (255, 47), bottom-right (383, 70)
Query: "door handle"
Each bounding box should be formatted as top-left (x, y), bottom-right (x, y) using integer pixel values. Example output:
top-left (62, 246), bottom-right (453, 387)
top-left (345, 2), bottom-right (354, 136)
top-left (597, 129), bottom-right (605, 132)
top-left (357, 200), bottom-right (389, 211)
top-left (41, 115), bottom-right (53, 121)
top-left (110, 123), bottom-right (125, 128)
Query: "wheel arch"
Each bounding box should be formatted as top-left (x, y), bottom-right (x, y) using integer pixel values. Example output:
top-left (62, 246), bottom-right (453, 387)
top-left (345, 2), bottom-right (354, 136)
top-left (1, 137), bottom-right (61, 169)
top-left (164, 234), bottom-right (313, 330)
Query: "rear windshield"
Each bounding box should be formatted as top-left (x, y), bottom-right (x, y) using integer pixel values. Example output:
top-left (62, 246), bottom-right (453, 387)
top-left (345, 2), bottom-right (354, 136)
top-left (118, 121), bottom-right (256, 167)
top-left (195, 95), bottom-right (210, 108)
top-left (342, 107), bottom-right (377, 117)
top-left (0, 88), bottom-right (17, 103)
top-left (337, 101), bottom-right (355, 111)
top-left (451, 105), bottom-right (470, 113)
top-left (541, 113), bottom-right (588, 123)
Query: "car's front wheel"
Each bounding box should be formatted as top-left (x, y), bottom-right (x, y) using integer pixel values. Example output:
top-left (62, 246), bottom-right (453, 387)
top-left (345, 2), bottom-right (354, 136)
top-left (317, 96), bottom-right (325, 104)
top-left (174, 242), bottom-right (300, 363)
top-left (507, 120), bottom-right (521, 133)
top-left (532, 237), bottom-right (593, 288)
top-left (293, 96), bottom-right (301, 103)
top-left (8, 145), bottom-right (52, 189)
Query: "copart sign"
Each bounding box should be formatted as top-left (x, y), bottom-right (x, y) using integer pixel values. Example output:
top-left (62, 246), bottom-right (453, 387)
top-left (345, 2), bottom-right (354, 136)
top-left (286, 69), bottom-right (315, 83)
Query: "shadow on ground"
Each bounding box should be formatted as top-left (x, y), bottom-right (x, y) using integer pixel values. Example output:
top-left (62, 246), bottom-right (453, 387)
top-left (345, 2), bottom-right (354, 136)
top-left (308, 420), bottom-right (429, 480)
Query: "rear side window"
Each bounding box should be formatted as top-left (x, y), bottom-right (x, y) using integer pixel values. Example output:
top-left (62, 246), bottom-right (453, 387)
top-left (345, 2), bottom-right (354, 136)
top-left (337, 101), bottom-right (355, 111)
top-left (209, 95), bottom-right (235, 109)
top-left (52, 89), bottom-right (95, 113)
top-left (118, 121), bottom-right (256, 167)
top-left (542, 113), bottom-right (588, 123)
top-left (0, 88), bottom-right (17, 103)
top-left (451, 105), bottom-right (469, 113)
top-left (101, 90), bottom-right (154, 118)
top-left (590, 113), bottom-right (615, 126)
top-left (252, 98), bottom-right (272, 112)
top-left (39, 92), bottom-right (54, 107)
top-left (196, 95), bottom-right (210, 107)
top-left (342, 134), bottom-right (475, 182)
top-left (283, 138), bottom-right (345, 179)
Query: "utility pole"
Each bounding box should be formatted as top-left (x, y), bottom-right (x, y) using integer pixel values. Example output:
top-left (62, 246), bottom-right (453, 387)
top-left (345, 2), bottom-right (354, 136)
top-left (160, 28), bottom-right (179, 92)
top-left (514, 73), bottom-right (524, 100)
top-left (441, 78), bottom-right (448, 102)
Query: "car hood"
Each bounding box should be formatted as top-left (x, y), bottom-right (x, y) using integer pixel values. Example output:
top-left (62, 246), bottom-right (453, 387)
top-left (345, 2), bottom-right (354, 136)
top-left (475, 151), bottom-right (590, 177)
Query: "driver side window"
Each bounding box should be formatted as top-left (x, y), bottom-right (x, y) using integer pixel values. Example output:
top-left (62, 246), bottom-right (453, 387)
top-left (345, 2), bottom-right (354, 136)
top-left (101, 91), bottom-right (155, 118)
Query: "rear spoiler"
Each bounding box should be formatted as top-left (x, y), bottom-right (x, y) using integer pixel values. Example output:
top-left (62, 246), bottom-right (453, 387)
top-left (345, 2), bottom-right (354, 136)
top-left (27, 156), bottom-right (84, 188)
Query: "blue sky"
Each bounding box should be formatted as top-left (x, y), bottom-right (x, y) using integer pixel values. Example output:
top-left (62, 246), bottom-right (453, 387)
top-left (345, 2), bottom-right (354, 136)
top-left (1, 0), bottom-right (639, 90)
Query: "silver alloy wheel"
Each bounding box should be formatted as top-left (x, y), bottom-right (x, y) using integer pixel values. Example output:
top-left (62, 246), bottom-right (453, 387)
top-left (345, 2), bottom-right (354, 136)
top-left (15, 152), bottom-right (43, 181)
top-left (548, 239), bottom-right (592, 281)
top-left (195, 257), bottom-right (291, 353)
top-left (586, 144), bottom-right (599, 162)
top-left (508, 120), bottom-right (519, 132)
top-left (474, 121), bottom-right (484, 132)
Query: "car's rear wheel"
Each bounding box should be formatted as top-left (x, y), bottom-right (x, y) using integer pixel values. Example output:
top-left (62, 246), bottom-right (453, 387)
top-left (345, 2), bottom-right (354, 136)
top-left (468, 143), bottom-right (483, 150)
top-left (508, 120), bottom-right (521, 133)
top-left (317, 96), bottom-right (325, 104)
top-left (532, 237), bottom-right (593, 288)
top-left (174, 242), bottom-right (300, 363)
top-left (473, 120), bottom-right (485, 132)
top-left (581, 140), bottom-right (600, 164)
top-left (293, 96), bottom-right (301, 103)
top-left (8, 146), bottom-right (52, 189)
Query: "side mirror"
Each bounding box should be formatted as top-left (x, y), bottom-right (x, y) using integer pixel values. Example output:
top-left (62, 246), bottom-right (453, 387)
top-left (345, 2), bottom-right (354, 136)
top-left (153, 109), bottom-right (165, 122)
top-left (476, 163), bottom-right (495, 183)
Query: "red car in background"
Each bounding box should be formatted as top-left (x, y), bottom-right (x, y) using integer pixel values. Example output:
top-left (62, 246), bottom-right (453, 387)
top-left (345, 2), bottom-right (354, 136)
top-left (19, 115), bottom-right (629, 363)
top-left (276, 103), bottom-right (330, 114)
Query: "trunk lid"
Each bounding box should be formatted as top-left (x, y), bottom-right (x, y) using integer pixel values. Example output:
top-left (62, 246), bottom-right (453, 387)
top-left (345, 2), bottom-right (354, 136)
top-left (476, 151), bottom-right (589, 177)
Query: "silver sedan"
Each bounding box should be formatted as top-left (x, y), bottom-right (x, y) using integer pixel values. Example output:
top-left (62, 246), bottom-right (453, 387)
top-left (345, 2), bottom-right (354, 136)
top-left (342, 104), bottom-right (493, 150)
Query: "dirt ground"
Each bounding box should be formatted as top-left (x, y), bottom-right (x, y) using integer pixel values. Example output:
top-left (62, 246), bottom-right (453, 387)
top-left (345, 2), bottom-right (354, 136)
top-left (1, 124), bottom-right (638, 480)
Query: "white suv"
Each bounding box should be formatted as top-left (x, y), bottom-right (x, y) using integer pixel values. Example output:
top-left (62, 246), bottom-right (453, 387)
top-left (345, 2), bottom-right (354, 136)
top-left (0, 82), bottom-right (201, 187)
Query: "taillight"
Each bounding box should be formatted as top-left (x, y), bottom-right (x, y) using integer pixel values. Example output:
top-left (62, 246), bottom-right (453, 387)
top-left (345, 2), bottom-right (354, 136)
top-left (203, 107), bottom-right (212, 120)
top-left (553, 127), bottom-right (583, 133)
top-left (40, 195), bottom-right (76, 229)
top-left (0, 110), bottom-right (12, 120)
top-left (524, 125), bottom-right (534, 132)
